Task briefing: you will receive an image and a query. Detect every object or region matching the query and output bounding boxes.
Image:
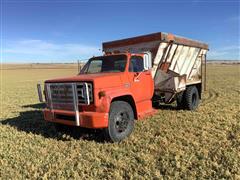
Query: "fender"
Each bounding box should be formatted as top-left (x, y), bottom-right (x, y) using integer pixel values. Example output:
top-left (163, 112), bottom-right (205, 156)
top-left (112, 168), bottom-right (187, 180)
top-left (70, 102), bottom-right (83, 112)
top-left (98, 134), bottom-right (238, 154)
top-left (96, 86), bottom-right (137, 116)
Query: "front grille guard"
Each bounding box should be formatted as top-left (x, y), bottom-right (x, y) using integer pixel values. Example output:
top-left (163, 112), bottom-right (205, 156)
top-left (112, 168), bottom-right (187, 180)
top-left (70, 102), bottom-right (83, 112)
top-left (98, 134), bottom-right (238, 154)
top-left (40, 82), bottom-right (91, 126)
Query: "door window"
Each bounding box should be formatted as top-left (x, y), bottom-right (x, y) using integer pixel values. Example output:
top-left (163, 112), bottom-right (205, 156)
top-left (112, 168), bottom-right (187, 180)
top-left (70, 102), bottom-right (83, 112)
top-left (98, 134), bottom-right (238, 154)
top-left (129, 56), bottom-right (144, 72)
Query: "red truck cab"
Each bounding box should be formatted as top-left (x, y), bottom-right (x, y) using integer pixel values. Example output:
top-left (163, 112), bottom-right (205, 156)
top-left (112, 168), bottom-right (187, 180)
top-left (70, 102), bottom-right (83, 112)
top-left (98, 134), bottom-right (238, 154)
top-left (42, 52), bottom-right (154, 142)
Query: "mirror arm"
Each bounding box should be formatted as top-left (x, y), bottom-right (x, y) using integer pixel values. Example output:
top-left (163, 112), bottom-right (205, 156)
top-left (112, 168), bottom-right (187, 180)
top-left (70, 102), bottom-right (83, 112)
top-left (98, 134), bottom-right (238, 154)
top-left (134, 71), bottom-right (144, 81)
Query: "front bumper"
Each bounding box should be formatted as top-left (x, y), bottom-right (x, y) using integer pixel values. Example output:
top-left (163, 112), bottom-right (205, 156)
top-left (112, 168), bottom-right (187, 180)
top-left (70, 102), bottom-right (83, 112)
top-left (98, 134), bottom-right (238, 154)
top-left (43, 109), bottom-right (108, 128)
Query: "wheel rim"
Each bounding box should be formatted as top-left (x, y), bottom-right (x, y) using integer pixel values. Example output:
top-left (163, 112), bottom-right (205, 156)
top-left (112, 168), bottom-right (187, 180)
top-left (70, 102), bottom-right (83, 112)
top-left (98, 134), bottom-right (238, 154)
top-left (192, 93), bottom-right (197, 107)
top-left (114, 111), bottom-right (129, 133)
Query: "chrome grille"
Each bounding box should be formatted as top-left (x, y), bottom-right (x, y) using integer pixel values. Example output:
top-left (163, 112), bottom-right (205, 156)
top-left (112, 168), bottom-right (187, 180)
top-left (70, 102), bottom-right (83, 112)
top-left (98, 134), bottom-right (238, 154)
top-left (77, 83), bottom-right (93, 104)
top-left (45, 82), bottom-right (80, 126)
top-left (51, 84), bottom-right (74, 103)
top-left (47, 83), bottom-right (75, 110)
top-left (45, 82), bottom-right (93, 111)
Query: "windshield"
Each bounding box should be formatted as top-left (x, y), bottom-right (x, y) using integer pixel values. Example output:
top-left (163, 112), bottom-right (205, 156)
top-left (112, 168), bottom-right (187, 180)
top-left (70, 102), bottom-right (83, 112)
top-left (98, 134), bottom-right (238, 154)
top-left (80, 55), bottom-right (127, 74)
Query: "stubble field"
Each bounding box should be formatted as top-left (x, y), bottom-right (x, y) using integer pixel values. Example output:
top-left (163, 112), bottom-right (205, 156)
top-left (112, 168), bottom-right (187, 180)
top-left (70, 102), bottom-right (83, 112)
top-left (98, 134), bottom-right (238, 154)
top-left (0, 63), bottom-right (239, 179)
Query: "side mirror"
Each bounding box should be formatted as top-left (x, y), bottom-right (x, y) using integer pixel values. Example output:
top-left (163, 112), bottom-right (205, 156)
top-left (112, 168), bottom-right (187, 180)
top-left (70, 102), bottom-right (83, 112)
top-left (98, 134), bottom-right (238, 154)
top-left (143, 52), bottom-right (152, 70)
top-left (37, 83), bottom-right (44, 102)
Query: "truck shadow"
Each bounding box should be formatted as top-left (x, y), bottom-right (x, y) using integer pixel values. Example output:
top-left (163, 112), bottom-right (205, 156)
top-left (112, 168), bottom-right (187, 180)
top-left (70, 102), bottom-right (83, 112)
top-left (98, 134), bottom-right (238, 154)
top-left (153, 104), bottom-right (179, 111)
top-left (22, 103), bottom-right (46, 109)
top-left (1, 103), bottom-right (105, 142)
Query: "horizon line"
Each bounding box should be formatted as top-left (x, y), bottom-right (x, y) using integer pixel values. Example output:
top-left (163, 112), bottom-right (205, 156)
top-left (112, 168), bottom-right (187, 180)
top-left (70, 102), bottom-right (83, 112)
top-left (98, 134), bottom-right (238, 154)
top-left (1, 59), bottom-right (240, 64)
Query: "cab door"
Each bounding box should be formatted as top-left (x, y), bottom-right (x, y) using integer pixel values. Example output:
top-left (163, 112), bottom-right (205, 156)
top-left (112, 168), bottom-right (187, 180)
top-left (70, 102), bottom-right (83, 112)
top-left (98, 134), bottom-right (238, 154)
top-left (128, 56), bottom-right (154, 103)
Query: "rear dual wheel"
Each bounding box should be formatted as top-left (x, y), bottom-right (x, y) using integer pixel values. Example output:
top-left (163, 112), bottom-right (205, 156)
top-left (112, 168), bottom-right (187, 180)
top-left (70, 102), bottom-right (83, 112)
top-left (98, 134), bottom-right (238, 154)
top-left (177, 86), bottom-right (200, 110)
top-left (104, 101), bottom-right (134, 142)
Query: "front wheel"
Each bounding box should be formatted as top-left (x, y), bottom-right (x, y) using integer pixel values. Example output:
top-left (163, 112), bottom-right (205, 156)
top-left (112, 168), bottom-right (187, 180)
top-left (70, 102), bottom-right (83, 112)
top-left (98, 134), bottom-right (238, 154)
top-left (104, 101), bottom-right (134, 142)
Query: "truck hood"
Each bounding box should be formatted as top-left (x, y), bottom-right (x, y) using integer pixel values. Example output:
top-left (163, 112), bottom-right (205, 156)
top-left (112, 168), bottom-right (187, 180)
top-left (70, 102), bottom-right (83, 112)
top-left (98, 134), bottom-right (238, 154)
top-left (45, 73), bottom-right (124, 89)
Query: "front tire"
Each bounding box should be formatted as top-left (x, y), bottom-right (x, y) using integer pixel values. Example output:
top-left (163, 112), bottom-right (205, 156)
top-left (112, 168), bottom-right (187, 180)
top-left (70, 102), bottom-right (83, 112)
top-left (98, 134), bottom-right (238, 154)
top-left (104, 101), bottom-right (134, 142)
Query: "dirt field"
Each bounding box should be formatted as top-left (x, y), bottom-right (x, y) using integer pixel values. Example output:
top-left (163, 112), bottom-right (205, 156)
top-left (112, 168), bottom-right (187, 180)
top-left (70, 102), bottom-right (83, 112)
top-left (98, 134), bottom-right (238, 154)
top-left (0, 64), bottom-right (239, 179)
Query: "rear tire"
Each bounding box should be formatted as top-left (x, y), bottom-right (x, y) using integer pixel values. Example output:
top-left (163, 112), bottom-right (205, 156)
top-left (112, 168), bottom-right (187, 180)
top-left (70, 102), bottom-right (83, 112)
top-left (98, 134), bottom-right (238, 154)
top-left (176, 91), bottom-right (184, 109)
top-left (104, 101), bottom-right (134, 142)
top-left (177, 86), bottom-right (200, 110)
top-left (184, 86), bottom-right (200, 110)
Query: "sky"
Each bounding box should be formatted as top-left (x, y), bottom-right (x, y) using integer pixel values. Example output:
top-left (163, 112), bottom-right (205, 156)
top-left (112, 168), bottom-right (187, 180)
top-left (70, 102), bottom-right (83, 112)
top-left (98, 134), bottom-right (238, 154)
top-left (1, 0), bottom-right (240, 63)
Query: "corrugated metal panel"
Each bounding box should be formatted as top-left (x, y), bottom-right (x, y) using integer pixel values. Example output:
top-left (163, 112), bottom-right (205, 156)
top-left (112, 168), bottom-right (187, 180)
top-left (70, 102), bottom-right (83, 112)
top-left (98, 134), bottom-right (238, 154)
top-left (169, 45), bottom-right (184, 73)
top-left (151, 42), bottom-right (168, 76)
top-left (166, 44), bottom-right (178, 63)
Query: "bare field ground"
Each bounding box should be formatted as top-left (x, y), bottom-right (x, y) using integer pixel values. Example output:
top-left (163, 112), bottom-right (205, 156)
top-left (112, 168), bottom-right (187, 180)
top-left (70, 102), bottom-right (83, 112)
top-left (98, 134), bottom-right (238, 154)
top-left (0, 64), bottom-right (239, 179)
top-left (1, 63), bottom-right (80, 70)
